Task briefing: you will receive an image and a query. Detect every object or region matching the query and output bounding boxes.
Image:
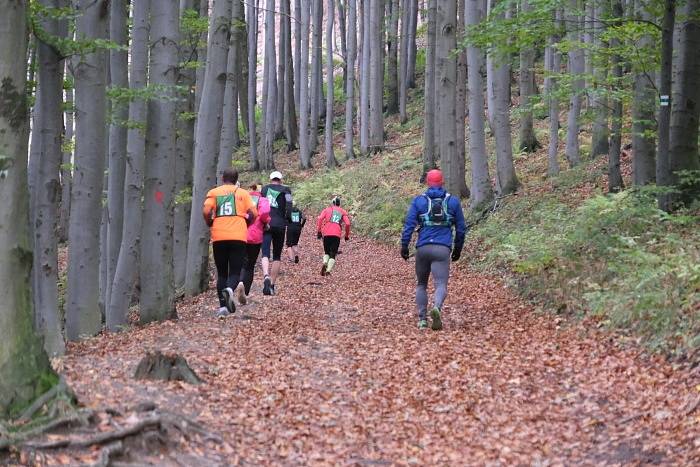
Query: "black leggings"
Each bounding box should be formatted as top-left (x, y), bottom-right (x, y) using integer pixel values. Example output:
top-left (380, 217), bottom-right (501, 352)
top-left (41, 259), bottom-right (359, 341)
top-left (213, 240), bottom-right (246, 307)
top-left (240, 243), bottom-right (262, 295)
top-left (262, 226), bottom-right (285, 261)
top-left (323, 236), bottom-right (341, 259)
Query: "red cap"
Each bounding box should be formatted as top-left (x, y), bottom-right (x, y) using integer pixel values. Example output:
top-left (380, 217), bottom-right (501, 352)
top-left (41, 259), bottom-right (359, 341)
top-left (426, 169), bottom-right (443, 187)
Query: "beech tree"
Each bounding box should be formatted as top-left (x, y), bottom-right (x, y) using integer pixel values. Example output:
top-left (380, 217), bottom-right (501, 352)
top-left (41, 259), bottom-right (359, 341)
top-left (422, 0), bottom-right (437, 175)
top-left (368, 0), bottom-right (384, 153)
top-left (344, 0), bottom-right (357, 159)
top-left (325, 0), bottom-right (338, 167)
top-left (0, 0), bottom-right (57, 416)
top-left (299, 0), bottom-right (312, 168)
top-left (65, 0), bottom-right (109, 341)
top-left (517, 0), bottom-right (540, 153)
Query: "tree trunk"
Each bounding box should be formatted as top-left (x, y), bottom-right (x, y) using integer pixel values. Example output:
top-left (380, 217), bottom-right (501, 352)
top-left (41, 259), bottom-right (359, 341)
top-left (517, 0), bottom-right (540, 153)
top-left (174, 0), bottom-right (198, 291)
top-left (218, 3), bottom-right (242, 175)
top-left (338, 0), bottom-right (348, 92)
top-left (406, 0), bottom-right (418, 88)
top-left (486, 0), bottom-right (518, 195)
top-left (368, 0), bottom-right (384, 153)
top-left (590, 2), bottom-right (609, 159)
top-left (106, 0), bottom-right (129, 313)
top-left (631, 4), bottom-right (657, 185)
top-left (607, 0), bottom-right (624, 193)
top-left (466, 0), bottom-right (494, 210)
top-left (436, 0), bottom-right (459, 195)
top-left (422, 0), bottom-right (437, 175)
top-left (30, 0), bottom-right (67, 357)
top-left (0, 0), bottom-right (57, 416)
top-left (668, 0), bottom-right (700, 206)
top-left (345, 0), bottom-right (357, 159)
top-left (294, 0), bottom-right (302, 111)
top-left (66, 0), bottom-right (109, 341)
top-left (564, 0), bottom-right (583, 167)
top-left (108, 0), bottom-right (150, 331)
top-left (386, 0), bottom-right (400, 115)
top-left (398, 0), bottom-right (409, 123)
top-left (359, 0), bottom-right (371, 155)
top-left (247, 0), bottom-right (259, 169)
top-left (185, 0), bottom-right (232, 296)
top-left (234, 0), bottom-right (249, 138)
top-left (309, 0), bottom-right (323, 152)
top-left (140, 0), bottom-right (180, 324)
top-left (194, 0), bottom-right (209, 116)
top-left (282, 0), bottom-right (298, 151)
top-left (545, 15), bottom-right (561, 177)
top-left (454, 0), bottom-right (469, 198)
top-left (325, 0), bottom-right (338, 167)
top-left (58, 84), bottom-right (72, 243)
top-left (261, 0), bottom-right (277, 169)
top-left (656, 0), bottom-right (675, 211)
top-left (299, 0), bottom-right (312, 168)
top-left (275, 0), bottom-right (287, 140)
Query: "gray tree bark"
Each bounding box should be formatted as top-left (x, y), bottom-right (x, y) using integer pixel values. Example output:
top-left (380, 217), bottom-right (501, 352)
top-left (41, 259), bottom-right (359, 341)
top-left (218, 3), bottom-right (242, 175)
top-left (66, 0), bottom-right (109, 341)
top-left (487, 0), bottom-right (518, 195)
top-left (422, 0), bottom-right (437, 176)
top-left (309, 0), bottom-right (323, 152)
top-left (299, 0), bottom-right (312, 168)
top-left (466, 0), bottom-right (493, 210)
top-left (185, 0), bottom-right (232, 296)
top-left (325, 0), bottom-right (338, 167)
top-left (668, 0), bottom-right (700, 206)
top-left (406, 0), bottom-right (418, 88)
top-left (436, 0), bottom-right (459, 195)
top-left (140, 0), bottom-right (180, 324)
top-left (386, 0), bottom-right (400, 115)
top-left (275, 3), bottom-right (287, 142)
top-left (345, 0), bottom-right (357, 159)
top-left (564, 0), bottom-right (583, 167)
top-left (195, 0), bottom-right (209, 115)
top-left (0, 0), bottom-right (57, 415)
top-left (58, 84), bottom-right (72, 243)
top-left (517, 0), bottom-right (540, 153)
top-left (235, 0), bottom-right (249, 138)
top-left (589, 5), bottom-right (609, 158)
top-left (294, 0), bottom-right (302, 111)
top-left (398, 0), bottom-right (410, 123)
top-left (108, 0), bottom-right (150, 331)
top-left (656, 0), bottom-right (675, 211)
top-left (261, 0), bottom-right (277, 169)
top-left (368, 0), bottom-right (384, 153)
top-left (106, 0), bottom-right (129, 313)
top-left (359, 0), bottom-right (371, 155)
top-left (174, 0), bottom-right (198, 291)
top-left (338, 0), bottom-right (348, 91)
top-left (455, 0), bottom-right (469, 198)
top-left (607, 0), bottom-right (624, 193)
top-left (282, 0), bottom-right (298, 151)
top-left (544, 16), bottom-right (561, 177)
top-left (247, 0), bottom-right (259, 169)
top-left (31, 0), bottom-right (67, 357)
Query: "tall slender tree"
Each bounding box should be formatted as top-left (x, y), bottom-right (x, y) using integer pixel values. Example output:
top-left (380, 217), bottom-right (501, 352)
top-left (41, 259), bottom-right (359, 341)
top-left (564, 0), bottom-right (583, 167)
top-left (345, 0), bottom-right (357, 159)
top-left (58, 83), bottom-right (72, 243)
top-left (299, 0), bottom-right (312, 168)
top-left (309, 0), bottom-right (323, 152)
top-left (247, 0), bottom-right (259, 169)
top-left (108, 0), bottom-right (150, 331)
top-left (0, 0), bottom-right (57, 415)
top-left (607, 0), bottom-right (624, 193)
top-left (185, 0), bottom-right (232, 296)
top-left (261, 0), bottom-right (277, 169)
top-left (66, 0), bottom-right (109, 341)
top-left (545, 12), bottom-right (561, 176)
top-left (398, 0), bottom-right (410, 123)
top-left (368, 0), bottom-right (384, 152)
top-left (282, 0), bottom-right (298, 151)
top-left (325, 0), bottom-right (338, 167)
top-left (656, 0), bottom-right (675, 211)
top-left (218, 0), bottom-right (243, 175)
top-left (359, 0), bottom-right (371, 155)
top-left (386, 0), bottom-right (400, 115)
top-left (422, 0), bottom-right (437, 175)
top-left (406, 0), bottom-right (419, 88)
top-left (436, 0), bottom-right (459, 194)
top-left (517, 0), bottom-right (540, 153)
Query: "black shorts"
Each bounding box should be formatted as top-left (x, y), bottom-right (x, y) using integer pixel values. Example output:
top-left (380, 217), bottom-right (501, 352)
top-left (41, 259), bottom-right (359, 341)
top-left (286, 227), bottom-right (302, 247)
top-left (323, 236), bottom-right (341, 259)
top-left (262, 226), bottom-right (286, 261)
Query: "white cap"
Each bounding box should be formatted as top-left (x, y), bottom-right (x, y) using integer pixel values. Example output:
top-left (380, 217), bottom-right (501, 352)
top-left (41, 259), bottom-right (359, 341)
top-left (269, 171), bottom-right (283, 180)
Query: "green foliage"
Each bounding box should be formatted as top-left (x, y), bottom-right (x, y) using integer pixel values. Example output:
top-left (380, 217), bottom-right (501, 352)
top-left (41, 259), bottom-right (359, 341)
top-left (471, 183), bottom-right (700, 356)
top-left (175, 186), bottom-right (193, 206)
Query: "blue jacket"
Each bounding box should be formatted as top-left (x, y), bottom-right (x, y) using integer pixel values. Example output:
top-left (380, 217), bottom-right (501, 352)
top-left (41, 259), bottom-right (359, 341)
top-left (401, 187), bottom-right (467, 252)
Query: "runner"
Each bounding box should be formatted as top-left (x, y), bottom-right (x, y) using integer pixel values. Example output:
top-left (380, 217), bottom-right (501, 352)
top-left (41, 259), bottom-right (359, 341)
top-left (286, 204), bottom-right (306, 263)
top-left (236, 183), bottom-right (271, 304)
top-left (400, 169), bottom-right (466, 330)
top-left (316, 196), bottom-right (351, 277)
top-left (260, 171), bottom-right (293, 295)
top-left (202, 168), bottom-right (257, 317)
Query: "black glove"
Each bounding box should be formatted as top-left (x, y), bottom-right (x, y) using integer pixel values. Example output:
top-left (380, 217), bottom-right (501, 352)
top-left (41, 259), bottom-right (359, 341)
top-left (317, 231), bottom-right (322, 239)
top-left (451, 250), bottom-right (461, 262)
top-left (400, 245), bottom-right (410, 260)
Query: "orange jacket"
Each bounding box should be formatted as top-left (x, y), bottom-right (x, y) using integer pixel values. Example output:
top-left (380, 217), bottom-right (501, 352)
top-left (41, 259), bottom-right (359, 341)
top-left (317, 206), bottom-right (351, 239)
top-left (203, 185), bottom-right (257, 242)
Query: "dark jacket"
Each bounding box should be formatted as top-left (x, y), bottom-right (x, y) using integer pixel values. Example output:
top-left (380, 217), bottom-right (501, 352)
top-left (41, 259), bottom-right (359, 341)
top-left (261, 183), bottom-right (293, 228)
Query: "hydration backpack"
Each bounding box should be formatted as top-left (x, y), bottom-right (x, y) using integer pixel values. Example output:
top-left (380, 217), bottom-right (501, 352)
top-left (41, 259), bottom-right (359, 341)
top-left (419, 194), bottom-right (452, 227)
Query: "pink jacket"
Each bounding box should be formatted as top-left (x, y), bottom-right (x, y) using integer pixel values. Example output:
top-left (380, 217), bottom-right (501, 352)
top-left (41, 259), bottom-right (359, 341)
top-left (247, 192), bottom-right (271, 244)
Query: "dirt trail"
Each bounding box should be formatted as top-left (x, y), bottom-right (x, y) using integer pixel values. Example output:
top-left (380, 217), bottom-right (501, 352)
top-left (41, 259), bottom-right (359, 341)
top-left (63, 227), bottom-right (700, 465)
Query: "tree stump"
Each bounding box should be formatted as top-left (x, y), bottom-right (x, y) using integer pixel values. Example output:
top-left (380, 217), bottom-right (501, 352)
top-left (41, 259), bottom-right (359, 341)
top-left (134, 352), bottom-right (202, 385)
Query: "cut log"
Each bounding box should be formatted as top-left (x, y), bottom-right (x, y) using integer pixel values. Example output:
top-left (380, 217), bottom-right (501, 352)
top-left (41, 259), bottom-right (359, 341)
top-left (133, 352), bottom-right (202, 385)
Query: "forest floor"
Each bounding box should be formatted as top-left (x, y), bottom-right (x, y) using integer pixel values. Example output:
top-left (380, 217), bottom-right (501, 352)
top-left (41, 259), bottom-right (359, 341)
top-left (23, 226), bottom-right (699, 465)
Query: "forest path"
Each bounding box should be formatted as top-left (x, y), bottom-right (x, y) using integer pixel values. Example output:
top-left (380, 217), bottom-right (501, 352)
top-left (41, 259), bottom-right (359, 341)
top-left (64, 227), bottom-right (700, 464)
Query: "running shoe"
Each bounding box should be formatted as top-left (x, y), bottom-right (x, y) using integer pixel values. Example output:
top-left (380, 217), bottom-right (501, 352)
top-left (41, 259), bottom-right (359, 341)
top-left (430, 307), bottom-right (443, 331)
top-left (295, 255), bottom-right (299, 264)
top-left (320, 263), bottom-right (326, 276)
top-left (418, 319), bottom-right (428, 329)
top-left (263, 276), bottom-right (272, 296)
top-left (235, 282), bottom-right (247, 305)
top-left (270, 284), bottom-right (276, 295)
top-left (222, 287), bottom-right (236, 314)
top-left (216, 306), bottom-right (230, 319)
